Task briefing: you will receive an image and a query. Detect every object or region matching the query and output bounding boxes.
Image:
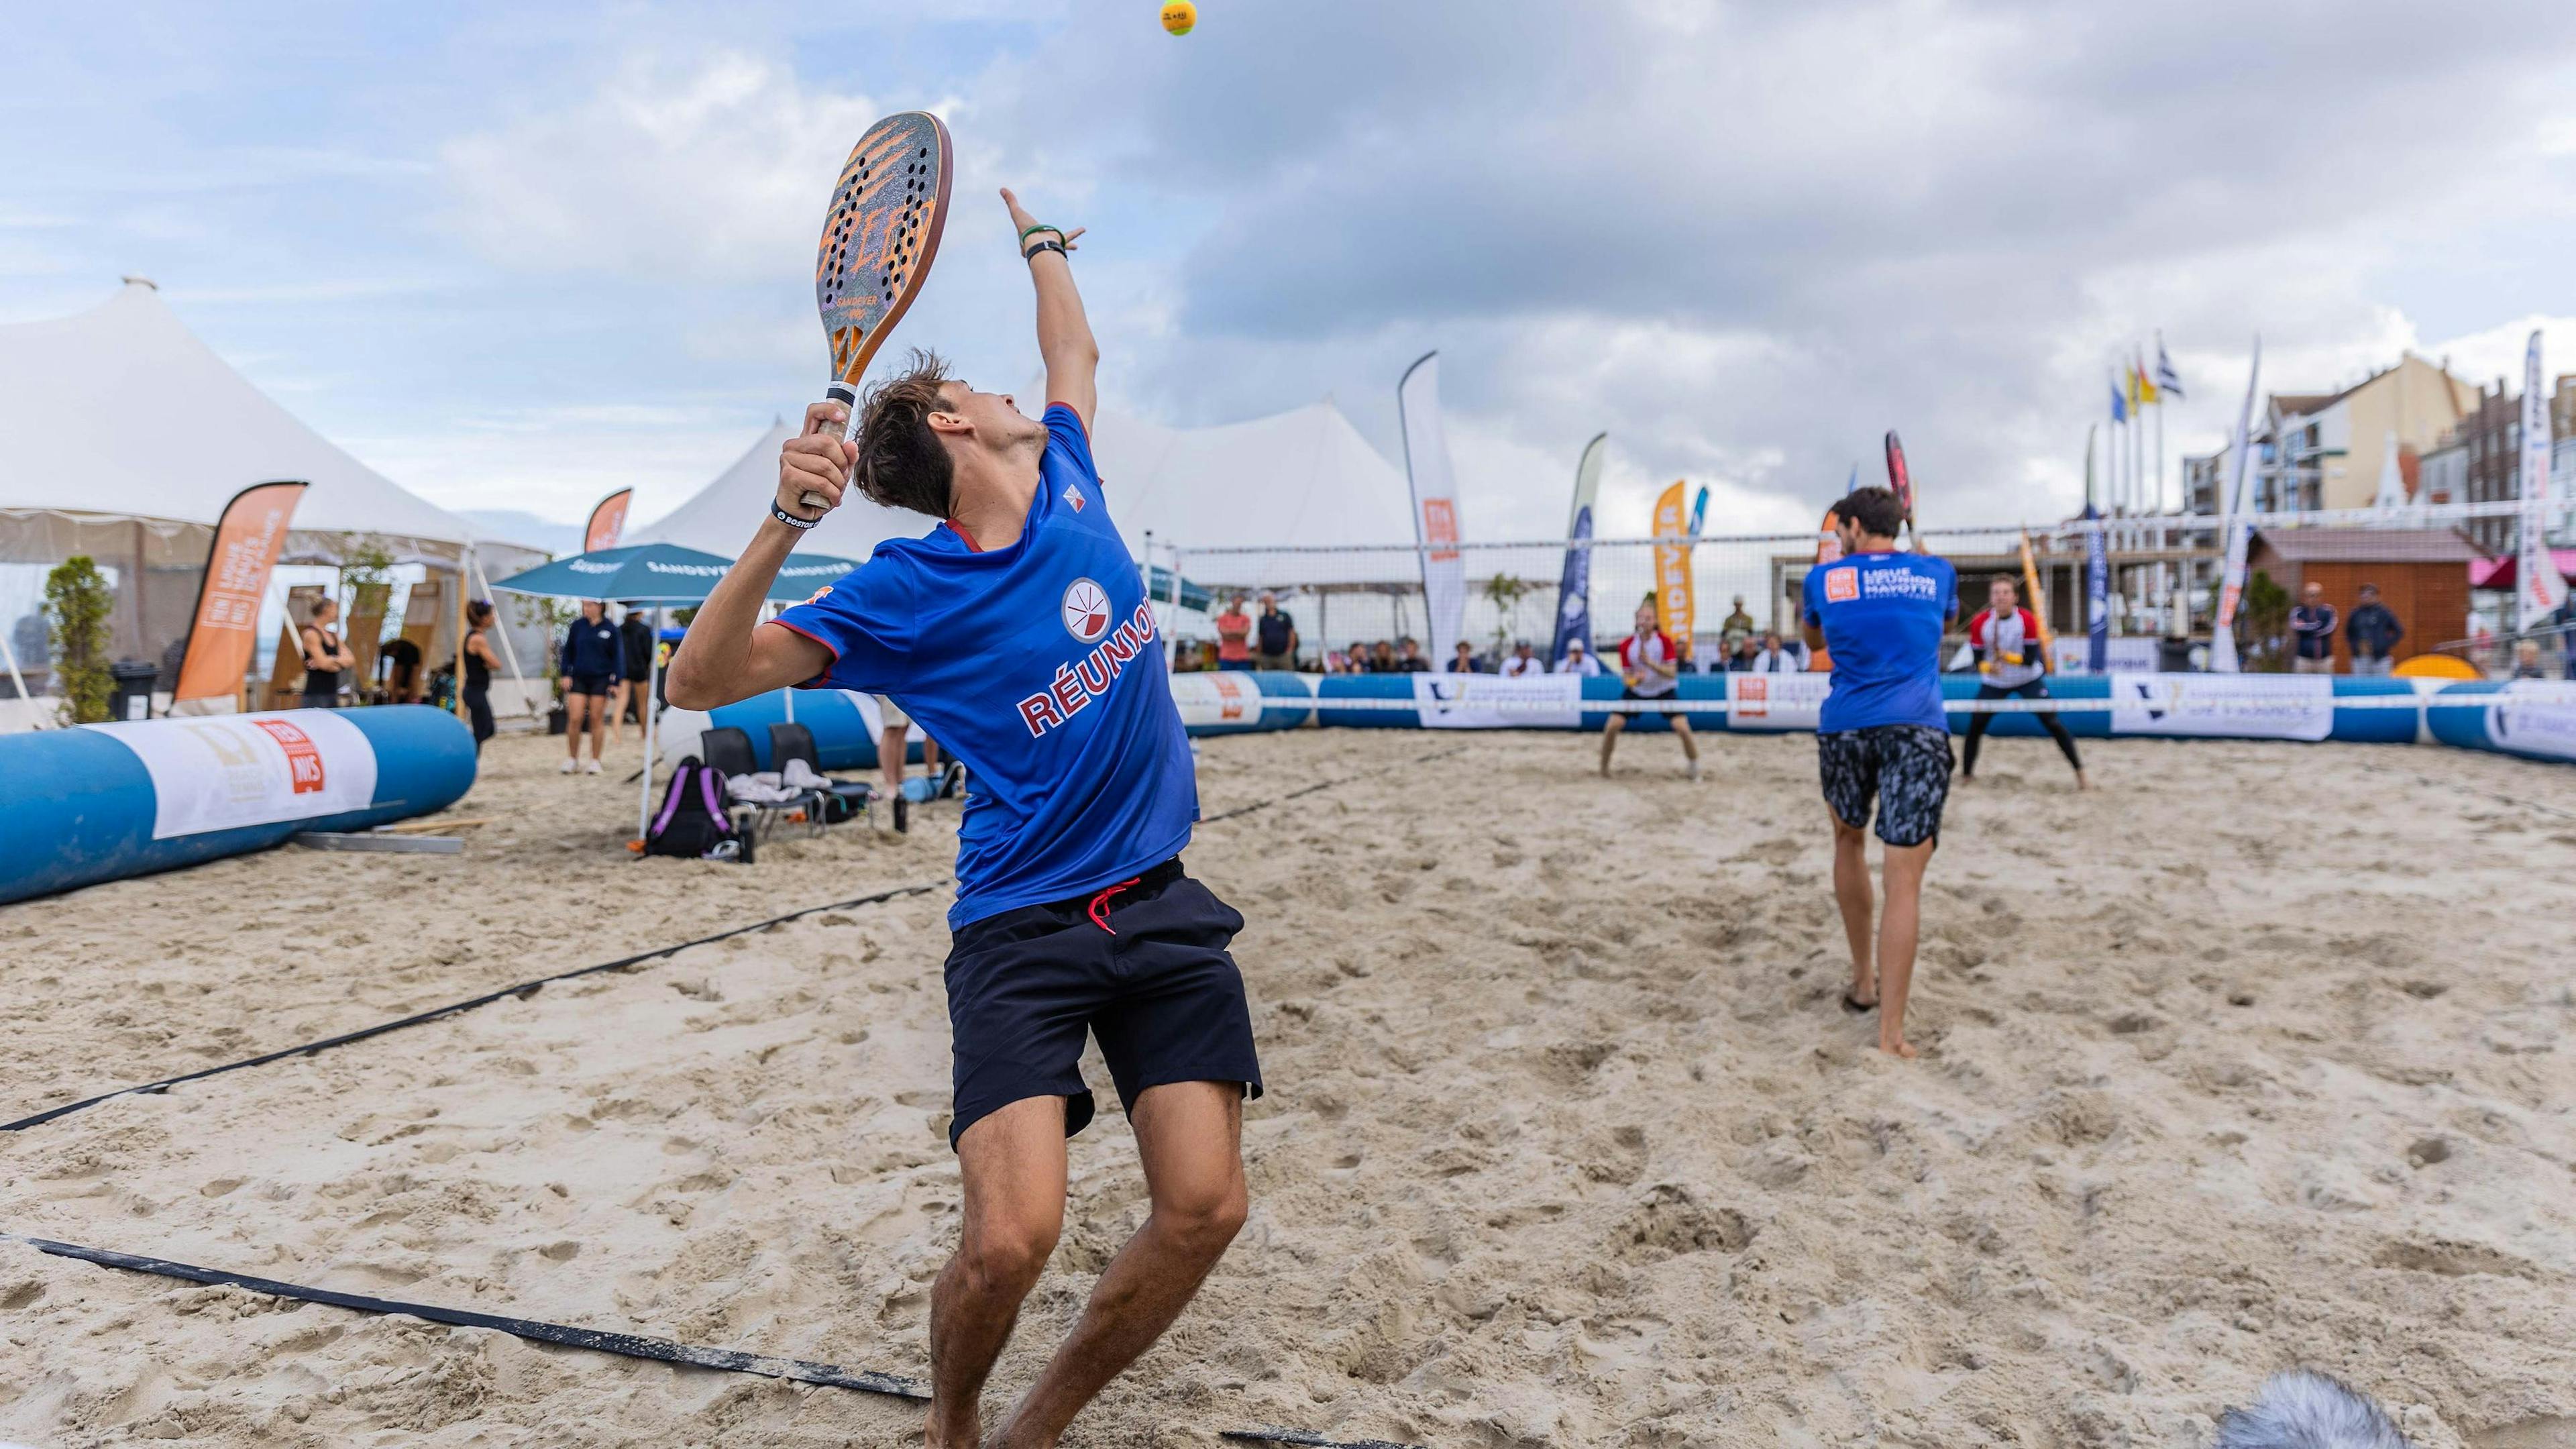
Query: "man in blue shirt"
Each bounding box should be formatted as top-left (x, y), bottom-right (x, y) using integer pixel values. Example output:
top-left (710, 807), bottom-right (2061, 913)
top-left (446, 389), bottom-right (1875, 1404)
top-left (1802, 486), bottom-right (1957, 1059)
top-left (665, 187), bottom-right (1256, 1449)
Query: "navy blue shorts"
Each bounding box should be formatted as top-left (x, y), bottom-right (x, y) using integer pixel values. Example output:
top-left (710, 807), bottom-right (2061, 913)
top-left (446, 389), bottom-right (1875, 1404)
top-left (941, 858), bottom-right (1263, 1150)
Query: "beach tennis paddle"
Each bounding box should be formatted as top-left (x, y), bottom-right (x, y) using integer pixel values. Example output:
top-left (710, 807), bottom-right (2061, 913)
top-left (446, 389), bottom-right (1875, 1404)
top-left (1884, 429), bottom-right (1917, 543)
top-left (806, 111), bottom-right (955, 511)
top-left (1809, 504), bottom-right (1841, 672)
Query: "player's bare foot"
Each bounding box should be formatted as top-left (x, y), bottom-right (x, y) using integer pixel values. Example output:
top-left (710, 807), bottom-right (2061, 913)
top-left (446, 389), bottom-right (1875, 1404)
top-left (2074, 769), bottom-right (2091, 791)
top-left (1878, 1033), bottom-right (1917, 1059)
top-left (924, 1407), bottom-right (979, 1448)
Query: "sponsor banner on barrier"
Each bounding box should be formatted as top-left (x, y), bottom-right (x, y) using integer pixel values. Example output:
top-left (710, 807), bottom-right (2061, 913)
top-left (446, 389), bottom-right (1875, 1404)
top-left (1169, 672), bottom-right (1268, 729)
top-left (1413, 673), bottom-right (1580, 729)
top-left (2108, 672), bottom-right (2332, 741)
top-left (85, 710), bottom-right (380, 839)
top-left (2487, 680), bottom-right (2576, 761)
top-left (1725, 672), bottom-right (1833, 731)
top-left (2053, 636), bottom-right (2159, 676)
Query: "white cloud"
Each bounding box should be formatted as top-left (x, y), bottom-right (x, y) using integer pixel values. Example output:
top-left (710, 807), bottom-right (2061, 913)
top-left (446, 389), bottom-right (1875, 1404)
top-left (437, 52), bottom-right (881, 281)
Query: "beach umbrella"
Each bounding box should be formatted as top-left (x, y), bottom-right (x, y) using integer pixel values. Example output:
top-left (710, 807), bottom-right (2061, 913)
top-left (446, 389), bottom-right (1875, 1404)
top-left (492, 544), bottom-right (864, 845)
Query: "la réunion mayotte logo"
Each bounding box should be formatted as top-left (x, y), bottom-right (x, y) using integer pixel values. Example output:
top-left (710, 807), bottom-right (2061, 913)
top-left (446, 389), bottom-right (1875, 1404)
top-left (1062, 578), bottom-right (1112, 643)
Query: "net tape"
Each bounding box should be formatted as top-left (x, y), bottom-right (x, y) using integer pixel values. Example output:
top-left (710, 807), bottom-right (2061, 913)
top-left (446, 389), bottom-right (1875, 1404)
top-left (1283, 690), bottom-right (2475, 716)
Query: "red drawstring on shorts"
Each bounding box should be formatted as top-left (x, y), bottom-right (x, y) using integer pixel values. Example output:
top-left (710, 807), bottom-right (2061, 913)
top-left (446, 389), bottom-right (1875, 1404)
top-left (1087, 877), bottom-right (1142, 934)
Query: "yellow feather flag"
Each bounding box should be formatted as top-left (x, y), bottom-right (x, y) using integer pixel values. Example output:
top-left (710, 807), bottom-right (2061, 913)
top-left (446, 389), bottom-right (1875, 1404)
top-left (1650, 480), bottom-right (1695, 644)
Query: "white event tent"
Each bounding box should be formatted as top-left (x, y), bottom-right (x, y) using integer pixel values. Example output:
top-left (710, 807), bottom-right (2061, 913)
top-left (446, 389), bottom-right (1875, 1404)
top-left (0, 281), bottom-right (545, 708)
top-left (626, 394), bottom-right (1419, 588)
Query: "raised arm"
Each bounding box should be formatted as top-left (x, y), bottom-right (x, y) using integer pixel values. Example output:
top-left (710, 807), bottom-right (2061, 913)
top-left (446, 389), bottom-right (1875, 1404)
top-left (662, 402), bottom-right (841, 710)
top-left (1000, 188), bottom-right (1097, 433)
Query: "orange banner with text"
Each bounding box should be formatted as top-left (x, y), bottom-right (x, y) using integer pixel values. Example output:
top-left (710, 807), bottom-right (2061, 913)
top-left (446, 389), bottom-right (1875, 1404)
top-left (173, 480), bottom-right (308, 709)
top-left (1651, 480), bottom-right (1694, 645)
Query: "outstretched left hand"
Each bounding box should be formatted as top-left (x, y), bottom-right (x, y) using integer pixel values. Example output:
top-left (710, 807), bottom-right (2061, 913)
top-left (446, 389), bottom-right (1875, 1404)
top-left (1000, 187), bottom-right (1084, 252)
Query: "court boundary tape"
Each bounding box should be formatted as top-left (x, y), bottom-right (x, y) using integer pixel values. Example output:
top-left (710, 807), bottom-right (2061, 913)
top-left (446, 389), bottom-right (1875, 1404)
top-left (1199, 743), bottom-right (1468, 824)
top-left (9, 1234), bottom-right (1424, 1448)
top-left (1, 881), bottom-right (942, 1132)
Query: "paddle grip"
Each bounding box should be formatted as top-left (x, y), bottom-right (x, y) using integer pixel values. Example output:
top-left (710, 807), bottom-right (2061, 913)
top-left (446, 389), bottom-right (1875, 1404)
top-left (804, 381), bottom-right (862, 513)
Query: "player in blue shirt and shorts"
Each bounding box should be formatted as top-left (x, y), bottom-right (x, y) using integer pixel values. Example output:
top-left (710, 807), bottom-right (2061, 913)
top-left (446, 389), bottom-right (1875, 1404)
top-left (665, 188), bottom-right (1258, 1449)
top-left (1802, 486), bottom-right (1957, 1059)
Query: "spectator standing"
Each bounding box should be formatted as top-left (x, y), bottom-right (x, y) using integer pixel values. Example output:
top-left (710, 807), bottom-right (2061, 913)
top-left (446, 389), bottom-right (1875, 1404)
top-left (1554, 637), bottom-right (1605, 676)
top-left (1750, 631), bottom-right (1805, 672)
top-left (299, 598), bottom-right (356, 708)
top-left (2288, 582), bottom-right (2339, 674)
top-left (1394, 637), bottom-right (1430, 672)
top-left (1446, 640), bottom-right (1484, 674)
top-left (614, 604), bottom-right (655, 738)
top-left (461, 600), bottom-right (501, 752)
top-left (2552, 596), bottom-right (2576, 678)
top-left (1499, 641), bottom-right (1542, 677)
top-left (1214, 594), bottom-right (1254, 671)
top-left (2344, 584), bottom-right (2402, 676)
top-left (559, 599), bottom-right (620, 774)
top-left (1720, 594), bottom-right (1756, 654)
top-left (1253, 592), bottom-right (1298, 670)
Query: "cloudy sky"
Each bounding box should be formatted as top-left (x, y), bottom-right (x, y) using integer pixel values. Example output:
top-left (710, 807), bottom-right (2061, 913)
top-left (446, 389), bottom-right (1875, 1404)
top-left (7, 0), bottom-right (2576, 547)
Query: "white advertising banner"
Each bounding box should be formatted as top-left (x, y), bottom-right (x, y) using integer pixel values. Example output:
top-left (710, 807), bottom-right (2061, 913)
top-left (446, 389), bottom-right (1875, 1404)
top-left (86, 710), bottom-right (380, 840)
top-left (1412, 672), bottom-right (1581, 729)
top-left (1725, 672), bottom-right (1835, 731)
top-left (2108, 672), bottom-right (2332, 741)
top-left (2487, 680), bottom-right (2576, 761)
top-left (1169, 672), bottom-right (1269, 729)
top-left (1397, 353), bottom-right (1468, 669)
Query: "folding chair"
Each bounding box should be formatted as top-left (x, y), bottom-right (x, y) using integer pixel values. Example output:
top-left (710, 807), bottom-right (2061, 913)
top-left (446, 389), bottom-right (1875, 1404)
top-left (769, 721), bottom-right (876, 827)
top-left (700, 725), bottom-right (810, 842)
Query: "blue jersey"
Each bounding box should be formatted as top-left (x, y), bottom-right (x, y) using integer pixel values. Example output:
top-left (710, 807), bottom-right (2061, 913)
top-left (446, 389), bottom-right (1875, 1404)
top-left (776, 405), bottom-right (1196, 928)
top-left (1802, 550), bottom-right (1958, 733)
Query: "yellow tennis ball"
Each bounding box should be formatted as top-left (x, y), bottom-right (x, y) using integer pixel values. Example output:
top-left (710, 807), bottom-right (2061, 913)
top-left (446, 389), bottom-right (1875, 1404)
top-left (1161, 1), bottom-right (1196, 36)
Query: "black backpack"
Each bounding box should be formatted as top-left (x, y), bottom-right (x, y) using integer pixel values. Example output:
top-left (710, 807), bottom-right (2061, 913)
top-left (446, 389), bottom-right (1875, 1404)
top-left (646, 756), bottom-right (752, 863)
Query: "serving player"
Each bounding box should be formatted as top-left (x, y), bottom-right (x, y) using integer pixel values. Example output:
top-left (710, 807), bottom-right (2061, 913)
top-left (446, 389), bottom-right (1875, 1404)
top-left (665, 188), bottom-right (1259, 1449)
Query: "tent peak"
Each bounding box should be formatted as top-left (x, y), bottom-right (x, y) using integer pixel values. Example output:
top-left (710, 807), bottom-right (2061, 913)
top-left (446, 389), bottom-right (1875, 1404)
top-left (119, 275), bottom-right (159, 291)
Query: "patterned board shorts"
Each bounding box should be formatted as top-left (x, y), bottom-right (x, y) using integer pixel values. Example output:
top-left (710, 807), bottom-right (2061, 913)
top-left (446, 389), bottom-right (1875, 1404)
top-left (1818, 724), bottom-right (1954, 847)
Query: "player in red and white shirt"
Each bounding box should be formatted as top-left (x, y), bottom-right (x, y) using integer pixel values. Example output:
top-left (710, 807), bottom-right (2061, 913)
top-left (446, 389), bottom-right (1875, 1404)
top-left (1600, 597), bottom-right (1703, 780)
top-left (1961, 575), bottom-right (2086, 788)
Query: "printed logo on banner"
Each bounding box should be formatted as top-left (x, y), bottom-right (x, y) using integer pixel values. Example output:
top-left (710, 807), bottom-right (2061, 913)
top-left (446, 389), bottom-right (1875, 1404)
top-left (83, 710), bottom-right (381, 839)
top-left (1823, 567), bottom-right (1859, 602)
top-left (1726, 671), bottom-right (1833, 731)
top-left (2107, 672), bottom-right (2332, 741)
top-left (248, 718), bottom-right (326, 794)
top-left (1413, 673), bottom-right (1582, 729)
top-left (2489, 680), bottom-right (2576, 761)
top-left (1167, 671), bottom-right (1270, 729)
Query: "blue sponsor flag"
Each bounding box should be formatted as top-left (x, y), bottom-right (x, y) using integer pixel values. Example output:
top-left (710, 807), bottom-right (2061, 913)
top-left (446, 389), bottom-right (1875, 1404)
top-left (2083, 500), bottom-right (2110, 673)
top-left (1550, 503), bottom-right (1595, 666)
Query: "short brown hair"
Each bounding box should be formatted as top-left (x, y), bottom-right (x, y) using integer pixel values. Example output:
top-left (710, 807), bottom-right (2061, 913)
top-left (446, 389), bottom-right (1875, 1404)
top-left (854, 349), bottom-right (958, 518)
top-left (1831, 486), bottom-right (1904, 539)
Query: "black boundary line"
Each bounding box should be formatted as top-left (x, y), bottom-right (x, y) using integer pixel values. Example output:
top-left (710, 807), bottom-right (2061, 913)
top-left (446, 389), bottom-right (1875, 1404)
top-left (1, 882), bottom-right (940, 1131)
top-left (1199, 743), bottom-right (1468, 826)
top-left (7, 1233), bottom-right (928, 1399)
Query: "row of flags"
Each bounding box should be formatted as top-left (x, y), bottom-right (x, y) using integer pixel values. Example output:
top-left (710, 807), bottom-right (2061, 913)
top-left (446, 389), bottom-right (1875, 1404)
top-left (2109, 336), bottom-right (2186, 423)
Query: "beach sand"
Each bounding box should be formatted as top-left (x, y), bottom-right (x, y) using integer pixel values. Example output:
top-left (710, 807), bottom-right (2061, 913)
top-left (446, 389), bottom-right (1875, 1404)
top-left (3, 724), bottom-right (2573, 1447)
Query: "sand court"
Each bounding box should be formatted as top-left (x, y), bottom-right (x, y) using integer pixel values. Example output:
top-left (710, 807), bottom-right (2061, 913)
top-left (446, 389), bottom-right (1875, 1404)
top-left (5, 727), bottom-right (2575, 1446)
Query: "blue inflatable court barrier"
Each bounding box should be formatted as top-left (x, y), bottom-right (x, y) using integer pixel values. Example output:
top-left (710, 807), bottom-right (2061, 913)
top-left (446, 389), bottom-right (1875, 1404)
top-left (0, 705), bottom-right (477, 907)
top-left (1159, 670), bottom-right (2576, 761)
top-left (665, 672), bottom-right (2576, 771)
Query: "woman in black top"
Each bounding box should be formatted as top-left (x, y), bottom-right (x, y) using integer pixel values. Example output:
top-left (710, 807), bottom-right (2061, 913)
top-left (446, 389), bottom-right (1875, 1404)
top-left (299, 598), bottom-right (357, 708)
top-left (462, 600), bottom-right (501, 751)
top-left (614, 605), bottom-right (655, 737)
